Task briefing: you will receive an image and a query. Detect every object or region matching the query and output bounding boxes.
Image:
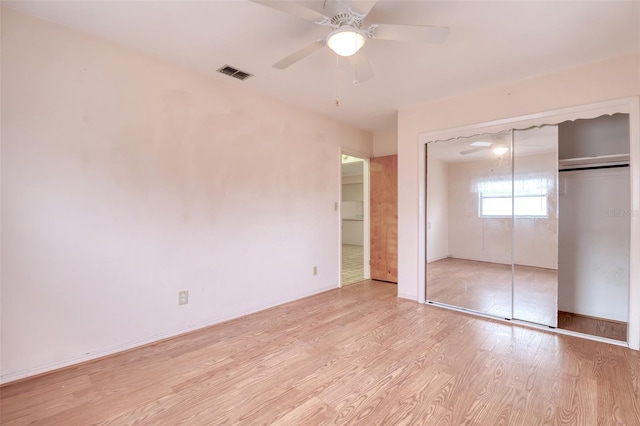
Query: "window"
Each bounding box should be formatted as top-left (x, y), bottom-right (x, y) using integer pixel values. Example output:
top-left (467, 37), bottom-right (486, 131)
top-left (479, 193), bottom-right (548, 218)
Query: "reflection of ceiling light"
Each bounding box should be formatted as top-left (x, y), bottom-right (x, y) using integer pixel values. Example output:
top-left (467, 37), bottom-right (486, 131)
top-left (327, 27), bottom-right (366, 57)
top-left (470, 141), bottom-right (491, 147)
top-left (342, 154), bottom-right (363, 164)
top-left (492, 146), bottom-right (509, 156)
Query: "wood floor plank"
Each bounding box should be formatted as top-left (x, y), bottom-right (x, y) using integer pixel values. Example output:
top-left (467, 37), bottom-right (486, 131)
top-left (1, 281), bottom-right (639, 425)
top-left (558, 311), bottom-right (628, 341)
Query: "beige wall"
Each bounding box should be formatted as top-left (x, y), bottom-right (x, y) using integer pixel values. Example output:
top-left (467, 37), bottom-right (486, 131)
top-left (373, 126), bottom-right (398, 157)
top-left (558, 167), bottom-right (630, 322)
top-left (0, 8), bottom-right (372, 383)
top-left (398, 52), bottom-right (640, 300)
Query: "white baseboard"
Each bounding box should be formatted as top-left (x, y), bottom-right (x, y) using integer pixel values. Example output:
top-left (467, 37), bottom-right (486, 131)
top-left (444, 255), bottom-right (557, 270)
top-left (0, 285), bottom-right (336, 385)
top-left (397, 292), bottom-right (418, 301)
top-left (557, 304), bottom-right (626, 323)
top-left (426, 255), bottom-right (449, 263)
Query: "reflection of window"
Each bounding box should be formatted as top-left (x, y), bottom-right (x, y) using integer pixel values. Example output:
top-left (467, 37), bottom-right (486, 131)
top-left (476, 177), bottom-right (551, 218)
top-left (479, 192), bottom-right (547, 217)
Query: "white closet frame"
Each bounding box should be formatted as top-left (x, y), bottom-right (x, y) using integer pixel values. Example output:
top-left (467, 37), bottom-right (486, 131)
top-left (418, 96), bottom-right (640, 350)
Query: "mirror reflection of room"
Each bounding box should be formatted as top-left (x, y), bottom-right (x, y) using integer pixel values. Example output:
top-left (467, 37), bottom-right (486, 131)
top-left (426, 127), bottom-right (560, 326)
top-left (426, 130), bottom-right (517, 320)
top-left (426, 113), bottom-right (631, 342)
top-left (512, 127), bottom-right (559, 327)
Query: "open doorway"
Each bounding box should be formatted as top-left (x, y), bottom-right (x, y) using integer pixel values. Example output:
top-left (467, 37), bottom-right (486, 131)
top-left (341, 154), bottom-right (370, 286)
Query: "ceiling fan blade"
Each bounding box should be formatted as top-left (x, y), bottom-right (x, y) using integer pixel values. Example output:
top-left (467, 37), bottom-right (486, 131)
top-left (250, 0), bottom-right (328, 23)
top-left (372, 23), bottom-right (450, 43)
top-left (349, 49), bottom-right (374, 83)
top-left (273, 40), bottom-right (325, 69)
top-left (352, 1), bottom-right (378, 16)
top-left (460, 147), bottom-right (489, 155)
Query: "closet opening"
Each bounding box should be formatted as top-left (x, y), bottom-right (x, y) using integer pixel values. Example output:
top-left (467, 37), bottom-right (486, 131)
top-left (556, 114), bottom-right (630, 341)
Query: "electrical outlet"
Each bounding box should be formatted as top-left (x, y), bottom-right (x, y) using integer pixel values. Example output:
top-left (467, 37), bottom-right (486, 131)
top-left (178, 290), bottom-right (189, 305)
top-left (313, 266), bottom-right (318, 276)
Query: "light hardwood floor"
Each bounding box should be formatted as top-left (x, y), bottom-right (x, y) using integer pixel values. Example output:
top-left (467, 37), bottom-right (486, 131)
top-left (558, 311), bottom-right (628, 342)
top-left (427, 258), bottom-right (628, 340)
top-left (2, 281), bottom-right (639, 425)
top-left (427, 258), bottom-right (513, 319)
top-left (427, 258), bottom-right (559, 326)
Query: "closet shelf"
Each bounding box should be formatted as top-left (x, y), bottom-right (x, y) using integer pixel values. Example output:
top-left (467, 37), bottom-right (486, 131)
top-left (559, 153), bottom-right (629, 169)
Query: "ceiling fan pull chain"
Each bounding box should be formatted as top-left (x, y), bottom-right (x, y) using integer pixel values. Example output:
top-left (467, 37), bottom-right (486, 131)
top-left (335, 54), bottom-right (341, 107)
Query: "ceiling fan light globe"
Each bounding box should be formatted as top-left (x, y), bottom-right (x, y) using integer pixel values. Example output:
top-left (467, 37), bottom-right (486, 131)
top-left (492, 146), bottom-right (509, 156)
top-left (327, 28), bottom-right (366, 57)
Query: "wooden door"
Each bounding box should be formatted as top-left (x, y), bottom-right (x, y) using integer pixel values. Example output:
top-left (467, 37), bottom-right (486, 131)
top-left (370, 155), bottom-right (398, 283)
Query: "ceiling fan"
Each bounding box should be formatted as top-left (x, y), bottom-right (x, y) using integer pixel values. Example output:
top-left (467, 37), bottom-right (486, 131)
top-left (460, 142), bottom-right (510, 156)
top-left (250, 0), bottom-right (450, 83)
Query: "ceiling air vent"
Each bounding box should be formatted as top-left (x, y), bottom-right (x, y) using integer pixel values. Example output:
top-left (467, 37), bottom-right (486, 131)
top-left (217, 65), bottom-right (253, 81)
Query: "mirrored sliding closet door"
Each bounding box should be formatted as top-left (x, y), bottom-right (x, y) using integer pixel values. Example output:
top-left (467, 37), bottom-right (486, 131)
top-left (426, 127), bottom-right (560, 327)
top-left (512, 127), bottom-right (559, 327)
top-left (426, 130), bottom-right (515, 319)
top-left (426, 113), bottom-right (632, 340)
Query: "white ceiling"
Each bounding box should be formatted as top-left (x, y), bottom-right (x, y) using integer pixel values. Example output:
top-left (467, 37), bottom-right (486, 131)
top-left (5, 1), bottom-right (639, 133)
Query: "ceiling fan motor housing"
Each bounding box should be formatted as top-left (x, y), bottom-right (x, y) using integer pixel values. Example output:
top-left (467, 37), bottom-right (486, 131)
top-left (320, 8), bottom-right (365, 29)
